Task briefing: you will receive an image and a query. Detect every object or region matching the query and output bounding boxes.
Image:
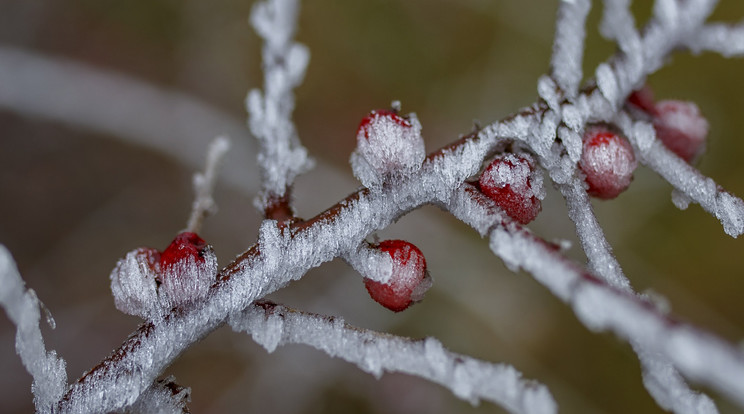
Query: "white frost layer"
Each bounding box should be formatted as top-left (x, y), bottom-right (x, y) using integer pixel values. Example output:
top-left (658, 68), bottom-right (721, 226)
top-left (550, 0), bottom-right (591, 97)
top-left (110, 246), bottom-right (218, 320)
top-left (230, 302), bottom-right (557, 414)
top-left (248, 0), bottom-right (314, 209)
top-left (187, 136), bottom-right (231, 233)
top-left (446, 186), bottom-right (744, 410)
top-left (344, 242), bottom-right (394, 284)
top-left (125, 376), bottom-right (191, 414)
top-left (622, 120), bottom-right (744, 237)
top-left (686, 23), bottom-right (744, 58)
top-left (0, 245), bottom-right (67, 412)
top-left (350, 112), bottom-right (426, 189)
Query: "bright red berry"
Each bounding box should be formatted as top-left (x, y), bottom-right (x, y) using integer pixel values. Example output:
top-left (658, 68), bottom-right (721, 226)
top-left (350, 108), bottom-right (425, 188)
top-left (579, 126), bottom-right (637, 199)
top-left (158, 231), bottom-right (217, 309)
top-left (363, 240), bottom-right (430, 312)
top-left (159, 232), bottom-right (208, 272)
top-left (478, 153), bottom-right (543, 224)
top-left (652, 100), bottom-right (708, 162)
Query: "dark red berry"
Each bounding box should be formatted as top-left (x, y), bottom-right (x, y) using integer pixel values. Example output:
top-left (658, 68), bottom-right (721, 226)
top-left (579, 126), bottom-right (637, 199)
top-left (159, 232), bottom-right (208, 272)
top-left (652, 100), bottom-right (708, 162)
top-left (364, 240), bottom-right (430, 312)
top-left (479, 153), bottom-right (542, 224)
top-left (627, 84), bottom-right (657, 114)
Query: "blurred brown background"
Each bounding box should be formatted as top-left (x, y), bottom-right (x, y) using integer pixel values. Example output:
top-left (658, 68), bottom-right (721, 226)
top-left (1, 1), bottom-right (743, 413)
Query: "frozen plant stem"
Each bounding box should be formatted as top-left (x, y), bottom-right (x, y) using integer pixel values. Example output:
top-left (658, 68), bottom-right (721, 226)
top-left (186, 136), bottom-right (231, 234)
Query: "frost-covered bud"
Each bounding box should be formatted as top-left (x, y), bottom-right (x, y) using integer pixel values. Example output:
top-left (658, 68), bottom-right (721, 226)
top-left (479, 153), bottom-right (544, 224)
top-left (364, 240), bottom-right (431, 312)
top-left (158, 232), bottom-right (218, 310)
top-left (579, 125), bottom-right (637, 199)
top-left (350, 109), bottom-right (425, 188)
top-left (110, 247), bottom-right (161, 319)
top-left (652, 100), bottom-right (708, 162)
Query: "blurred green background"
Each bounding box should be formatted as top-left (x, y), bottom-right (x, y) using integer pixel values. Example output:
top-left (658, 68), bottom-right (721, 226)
top-left (1, 1), bottom-right (743, 413)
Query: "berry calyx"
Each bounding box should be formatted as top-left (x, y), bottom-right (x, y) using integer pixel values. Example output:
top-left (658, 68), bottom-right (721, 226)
top-left (579, 126), bottom-right (637, 199)
top-left (652, 100), bottom-right (708, 162)
top-left (350, 107), bottom-right (425, 189)
top-left (363, 240), bottom-right (431, 312)
top-left (478, 153), bottom-right (543, 225)
top-left (159, 232), bottom-right (208, 272)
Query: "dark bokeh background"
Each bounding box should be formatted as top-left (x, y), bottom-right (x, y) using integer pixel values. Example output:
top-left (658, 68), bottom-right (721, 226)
top-left (1, 1), bottom-right (743, 413)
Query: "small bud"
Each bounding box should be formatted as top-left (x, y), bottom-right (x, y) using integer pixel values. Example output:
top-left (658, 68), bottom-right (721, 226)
top-left (363, 240), bottom-right (431, 312)
top-left (350, 109), bottom-right (425, 188)
top-left (479, 153), bottom-right (544, 224)
top-left (579, 125), bottom-right (637, 199)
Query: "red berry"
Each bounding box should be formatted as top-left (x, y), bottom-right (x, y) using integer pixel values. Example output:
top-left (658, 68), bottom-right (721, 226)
top-left (363, 240), bottom-right (430, 312)
top-left (478, 153), bottom-right (543, 224)
top-left (652, 100), bottom-right (708, 162)
top-left (627, 84), bottom-right (656, 114)
top-left (350, 108), bottom-right (425, 188)
top-left (579, 126), bottom-right (637, 199)
top-left (159, 232), bottom-right (208, 272)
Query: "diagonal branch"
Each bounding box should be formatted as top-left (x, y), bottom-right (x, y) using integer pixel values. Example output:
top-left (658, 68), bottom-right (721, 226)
top-left (444, 183), bottom-right (743, 409)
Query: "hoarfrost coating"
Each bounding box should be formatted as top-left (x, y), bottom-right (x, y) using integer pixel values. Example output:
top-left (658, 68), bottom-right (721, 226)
top-left (2, 0), bottom-right (744, 413)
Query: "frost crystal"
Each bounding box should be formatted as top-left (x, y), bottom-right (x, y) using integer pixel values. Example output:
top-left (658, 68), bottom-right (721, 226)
top-left (350, 109), bottom-right (425, 189)
top-left (110, 248), bottom-right (161, 319)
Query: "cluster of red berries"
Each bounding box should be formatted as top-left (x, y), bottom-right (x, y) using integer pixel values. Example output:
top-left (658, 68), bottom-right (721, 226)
top-left (110, 232), bottom-right (217, 319)
top-left (362, 240), bottom-right (431, 312)
top-left (628, 85), bottom-right (709, 162)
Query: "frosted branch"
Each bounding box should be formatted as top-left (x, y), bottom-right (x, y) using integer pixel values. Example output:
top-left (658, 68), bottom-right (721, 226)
top-left (550, 0), bottom-right (591, 97)
top-left (186, 136), bottom-right (231, 233)
top-left (686, 23), bottom-right (744, 57)
top-left (444, 184), bottom-right (744, 409)
top-left (247, 0), bottom-right (314, 218)
top-left (600, 0), bottom-right (643, 85)
top-left (10, 0), bottom-right (744, 412)
top-left (557, 178), bottom-right (631, 292)
top-left (125, 376), bottom-right (190, 414)
top-left (0, 245), bottom-right (67, 412)
top-left (619, 115), bottom-right (744, 237)
top-left (229, 300), bottom-right (557, 414)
